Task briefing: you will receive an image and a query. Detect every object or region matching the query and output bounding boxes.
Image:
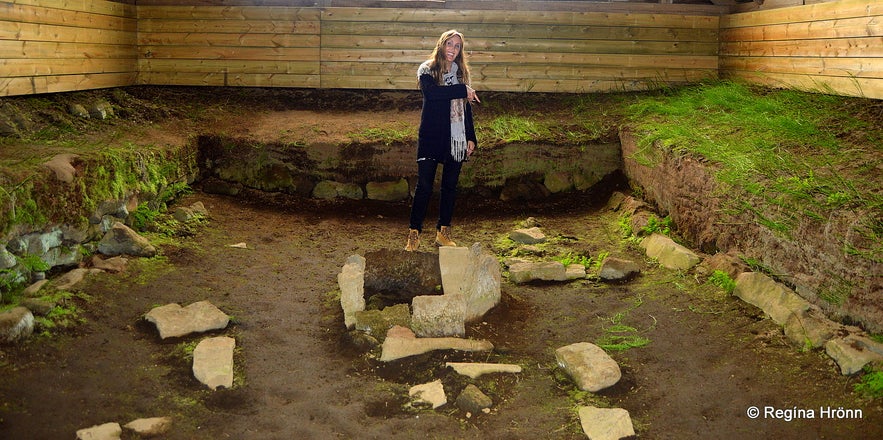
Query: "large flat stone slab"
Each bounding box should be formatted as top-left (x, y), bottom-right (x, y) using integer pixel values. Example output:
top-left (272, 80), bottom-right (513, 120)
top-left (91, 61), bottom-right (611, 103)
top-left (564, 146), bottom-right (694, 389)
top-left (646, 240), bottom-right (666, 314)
top-left (379, 325), bottom-right (494, 362)
top-left (144, 301), bottom-right (230, 339)
top-left (193, 336), bottom-right (235, 390)
top-left (446, 362), bottom-right (522, 379)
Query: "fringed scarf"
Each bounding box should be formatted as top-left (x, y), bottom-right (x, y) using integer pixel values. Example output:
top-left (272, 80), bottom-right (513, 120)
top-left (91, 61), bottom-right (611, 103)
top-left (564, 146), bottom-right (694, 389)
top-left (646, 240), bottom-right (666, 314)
top-left (442, 63), bottom-right (468, 162)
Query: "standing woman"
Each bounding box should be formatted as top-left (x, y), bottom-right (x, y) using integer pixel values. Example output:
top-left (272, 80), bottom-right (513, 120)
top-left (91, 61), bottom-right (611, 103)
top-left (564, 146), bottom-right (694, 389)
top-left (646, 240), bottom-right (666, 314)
top-left (405, 30), bottom-right (480, 251)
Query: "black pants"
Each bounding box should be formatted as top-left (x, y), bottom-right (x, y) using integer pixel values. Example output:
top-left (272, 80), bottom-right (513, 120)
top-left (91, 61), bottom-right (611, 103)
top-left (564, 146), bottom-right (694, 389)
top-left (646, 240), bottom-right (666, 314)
top-left (408, 157), bottom-right (463, 232)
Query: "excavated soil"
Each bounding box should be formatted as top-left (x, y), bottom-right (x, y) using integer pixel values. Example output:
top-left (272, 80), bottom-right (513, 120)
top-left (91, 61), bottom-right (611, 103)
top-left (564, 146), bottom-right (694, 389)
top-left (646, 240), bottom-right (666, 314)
top-left (0, 88), bottom-right (881, 439)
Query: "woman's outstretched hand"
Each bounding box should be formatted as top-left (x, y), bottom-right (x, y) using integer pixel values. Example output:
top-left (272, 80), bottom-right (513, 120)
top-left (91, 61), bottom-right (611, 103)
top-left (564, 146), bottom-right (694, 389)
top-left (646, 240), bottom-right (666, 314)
top-left (466, 86), bottom-right (480, 104)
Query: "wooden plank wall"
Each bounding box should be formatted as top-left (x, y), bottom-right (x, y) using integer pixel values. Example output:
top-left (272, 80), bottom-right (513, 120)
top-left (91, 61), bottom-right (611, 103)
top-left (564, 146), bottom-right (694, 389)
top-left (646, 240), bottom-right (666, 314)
top-left (318, 7), bottom-right (720, 92)
top-left (135, 4), bottom-right (721, 93)
top-left (720, 0), bottom-right (883, 99)
top-left (137, 6), bottom-right (322, 88)
top-left (0, 0), bottom-right (138, 97)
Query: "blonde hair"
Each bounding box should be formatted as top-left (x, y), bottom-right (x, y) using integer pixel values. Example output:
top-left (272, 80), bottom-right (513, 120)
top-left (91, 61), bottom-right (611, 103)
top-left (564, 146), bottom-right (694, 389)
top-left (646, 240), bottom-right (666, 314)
top-left (421, 30), bottom-right (471, 87)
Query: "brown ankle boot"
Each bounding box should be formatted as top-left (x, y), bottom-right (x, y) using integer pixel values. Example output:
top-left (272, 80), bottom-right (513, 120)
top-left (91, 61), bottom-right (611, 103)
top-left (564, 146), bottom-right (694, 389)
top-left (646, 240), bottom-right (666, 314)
top-left (405, 229), bottom-right (420, 251)
top-left (435, 226), bottom-right (457, 247)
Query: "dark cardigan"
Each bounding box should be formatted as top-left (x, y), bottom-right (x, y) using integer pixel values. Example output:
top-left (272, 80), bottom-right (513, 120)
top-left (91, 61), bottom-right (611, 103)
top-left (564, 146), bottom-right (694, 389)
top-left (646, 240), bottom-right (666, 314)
top-left (416, 72), bottom-right (478, 162)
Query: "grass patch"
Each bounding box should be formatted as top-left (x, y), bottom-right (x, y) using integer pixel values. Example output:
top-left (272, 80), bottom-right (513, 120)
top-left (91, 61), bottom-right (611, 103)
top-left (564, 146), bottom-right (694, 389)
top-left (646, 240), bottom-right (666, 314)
top-left (854, 365), bottom-right (883, 400)
top-left (347, 124), bottom-right (415, 145)
top-left (625, 80), bottom-right (881, 261)
top-left (708, 270), bottom-right (736, 294)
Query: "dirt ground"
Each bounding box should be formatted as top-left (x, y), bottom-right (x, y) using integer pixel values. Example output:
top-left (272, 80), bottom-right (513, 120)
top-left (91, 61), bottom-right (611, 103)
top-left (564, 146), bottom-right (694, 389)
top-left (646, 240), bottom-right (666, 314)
top-left (1, 88), bottom-right (882, 439)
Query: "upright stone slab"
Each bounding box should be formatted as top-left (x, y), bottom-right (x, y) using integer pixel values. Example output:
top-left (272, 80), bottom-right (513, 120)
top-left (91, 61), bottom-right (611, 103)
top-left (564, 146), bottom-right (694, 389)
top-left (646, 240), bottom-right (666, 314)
top-left (193, 336), bottom-right (235, 390)
top-left (338, 255), bottom-right (366, 329)
top-left (439, 244), bottom-right (502, 322)
top-left (412, 293), bottom-right (466, 337)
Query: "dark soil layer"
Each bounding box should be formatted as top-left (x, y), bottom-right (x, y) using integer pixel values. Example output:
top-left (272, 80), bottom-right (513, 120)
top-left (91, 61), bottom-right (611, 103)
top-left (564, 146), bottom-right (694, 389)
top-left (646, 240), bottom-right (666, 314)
top-left (2, 191), bottom-right (882, 439)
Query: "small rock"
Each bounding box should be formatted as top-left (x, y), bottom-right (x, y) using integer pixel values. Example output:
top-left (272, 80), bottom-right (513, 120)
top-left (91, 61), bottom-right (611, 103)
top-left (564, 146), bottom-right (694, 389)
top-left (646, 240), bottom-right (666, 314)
top-left (97, 222), bottom-right (157, 257)
top-left (455, 384), bottom-right (492, 415)
top-left (0, 307), bottom-right (34, 343)
top-left (409, 379), bottom-right (447, 409)
top-left (172, 206), bottom-right (196, 222)
top-left (52, 267), bottom-right (99, 290)
top-left (123, 416), bottom-right (172, 437)
top-left (640, 233), bottom-right (700, 271)
top-left (565, 263), bottom-right (587, 280)
top-left (43, 153), bottom-right (79, 183)
top-left (555, 342), bottom-right (621, 392)
top-left (19, 298), bottom-right (55, 316)
top-left (91, 255), bottom-right (128, 273)
top-left (365, 179), bottom-right (409, 201)
top-left (599, 257), bottom-right (641, 282)
top-left (578, 406), bottom-right (635, 440)
top-left (509, 227), bottom-right (546, 244)
top-left (76, 422), bottom-right (121, 440)
top-left (69, 103), bottom-right (90, 118)
top-left (346, 330), bottom-right (380, 351)
top-left (22, 279), bottom-right (50, 297)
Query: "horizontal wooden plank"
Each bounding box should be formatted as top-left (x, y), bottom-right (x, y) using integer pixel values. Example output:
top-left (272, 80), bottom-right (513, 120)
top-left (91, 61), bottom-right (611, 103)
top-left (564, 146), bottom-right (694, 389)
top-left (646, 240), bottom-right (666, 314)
top-left (0, 40), bottom-right (136, 59)
top-left (135, 71), bottom-right (320, 88)
top-left (320, 49), bottom-right (718, 66)
top-left (3, 0), bottom-right (135, 17)
top-left (140, 45), bottom-right (319, 61)
top-left (0, 2), bottom-right (136, 31)
top-left (0, 58), bottom-right (138, 77)
top-left (720, 15), bottom-right (883, 41)
top-left (0, 20), bottom-right (137, 45)
top-left (720, 36), bottom-right (883, 58)
top-left (321, 75), bottom-right (700, 93)
top-left (321, 7), bottom-right (719, 29)
top-left (134, 1), bottom-right (728, 16)
top-left (722, 0), bottom-right (883, 28)
top-left (321, 54), bottom-right (717, 74)
top-left (138, 18), bottom-right (320, 34)
top-left (321, 34), bottom-right (718, 55)
top-left (320, 21), bottom-right (720, 42)
top-left (721, 70), bottom-right (883, 100)
top-left (1, 72), bottom-right (136, 97)
top-left (720, 56), bottom-right (883, 79)
top-left (140, 59), bottom-right (319, 75)
top-left (320, 61), bottom-right (715, 82)
top-left (319, 21), bottom-right (699, 41)
top-left (138, 32), bottom-right (320, 48)
top-left (137, 5), bottom-right (320, 20)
